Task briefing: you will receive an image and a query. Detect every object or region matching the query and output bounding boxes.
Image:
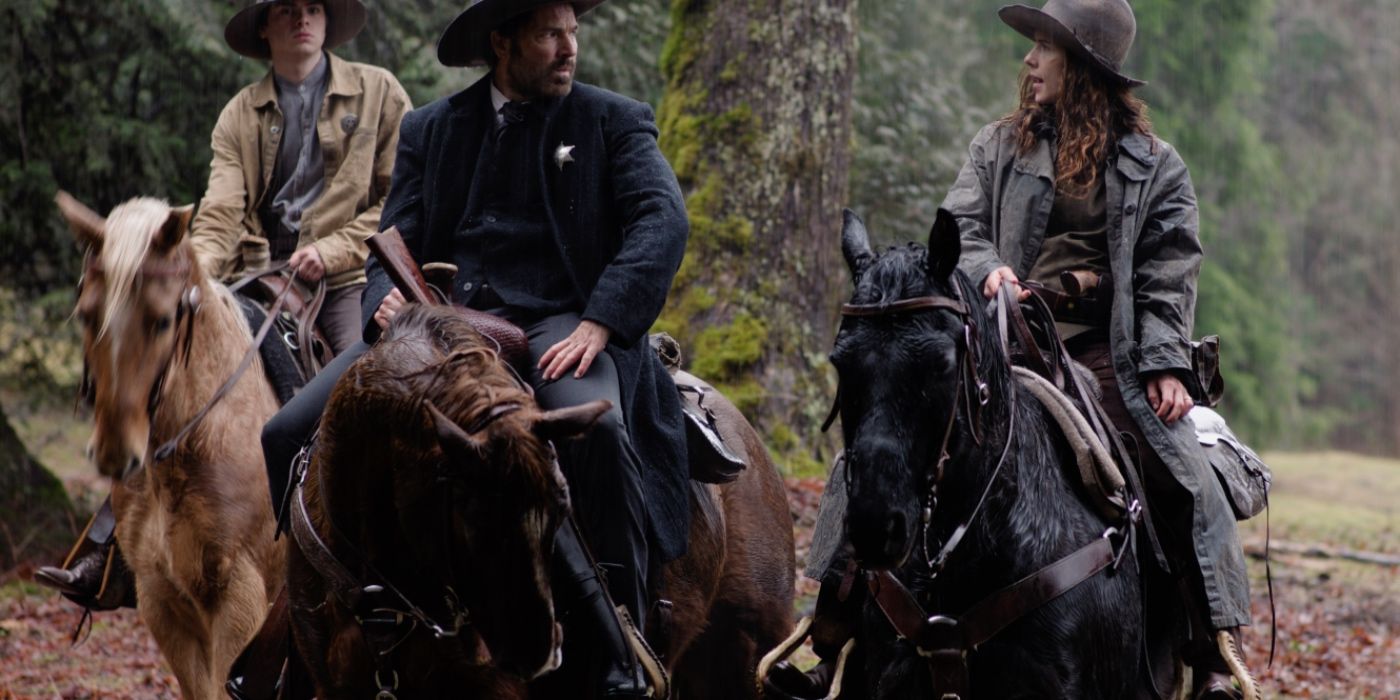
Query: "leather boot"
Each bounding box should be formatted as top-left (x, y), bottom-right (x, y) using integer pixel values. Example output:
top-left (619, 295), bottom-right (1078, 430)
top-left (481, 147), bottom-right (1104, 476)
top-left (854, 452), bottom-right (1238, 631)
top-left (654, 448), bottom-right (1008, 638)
top-left (553, 517), bottom-right (662, 698)
top-left (1191, 627), bottom-right (1258, 700)
top-left (34, 496), bottom-right (136, 610)
top-left (763, 564), bottom-right (862, 700)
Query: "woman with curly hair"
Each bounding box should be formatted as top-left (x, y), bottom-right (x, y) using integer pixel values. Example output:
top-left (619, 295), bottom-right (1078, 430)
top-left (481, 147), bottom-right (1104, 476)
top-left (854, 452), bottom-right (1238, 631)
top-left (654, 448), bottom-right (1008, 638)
top-left (943, 1), bottom-right (1257, 697)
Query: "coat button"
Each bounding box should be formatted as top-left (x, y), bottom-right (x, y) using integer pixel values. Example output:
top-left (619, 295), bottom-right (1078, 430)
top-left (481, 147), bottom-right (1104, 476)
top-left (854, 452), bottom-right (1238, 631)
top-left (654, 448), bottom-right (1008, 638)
top-left (1125, 203), bottom-right (1138, 216)
top-left (485, 215), bottom-right (497, 223)
top-left (463, 282), bottom-right (473, 291)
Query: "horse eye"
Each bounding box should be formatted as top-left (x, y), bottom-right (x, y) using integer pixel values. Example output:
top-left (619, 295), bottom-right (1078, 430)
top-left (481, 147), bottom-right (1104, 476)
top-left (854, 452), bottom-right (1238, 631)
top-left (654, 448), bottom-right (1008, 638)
top-left (154, 315), bottom-right (174, 333)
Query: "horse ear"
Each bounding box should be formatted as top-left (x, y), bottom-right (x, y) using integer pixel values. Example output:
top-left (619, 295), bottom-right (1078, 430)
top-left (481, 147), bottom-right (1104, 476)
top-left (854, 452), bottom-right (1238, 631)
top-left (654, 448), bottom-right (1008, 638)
top-left (153, 204), bottom-right (194, 253)
top-left (55, 190), bottom-right (106, 251)
top-left (926, 208), bottom-right (961, 281)
top-left (533, 400), bottom-right (612, 443)
top-left (426, 401), bottom-right (487, 460)
top-left (841, 209), bottom-right (875, 280)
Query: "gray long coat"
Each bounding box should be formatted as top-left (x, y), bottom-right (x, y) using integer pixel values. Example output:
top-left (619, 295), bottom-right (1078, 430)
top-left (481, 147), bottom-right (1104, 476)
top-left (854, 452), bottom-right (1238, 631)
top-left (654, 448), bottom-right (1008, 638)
top-left (941, 121), bottom-right (1250, 629)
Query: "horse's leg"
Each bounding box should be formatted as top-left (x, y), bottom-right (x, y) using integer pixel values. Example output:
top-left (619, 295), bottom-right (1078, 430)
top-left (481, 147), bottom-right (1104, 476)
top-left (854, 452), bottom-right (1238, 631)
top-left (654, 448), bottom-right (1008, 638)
top-left (209, 554), bottom-right (272, 687)
top-left (138, 573), bottom-right (219, 699)
top-left (671, 604), bottom-right (760, 700)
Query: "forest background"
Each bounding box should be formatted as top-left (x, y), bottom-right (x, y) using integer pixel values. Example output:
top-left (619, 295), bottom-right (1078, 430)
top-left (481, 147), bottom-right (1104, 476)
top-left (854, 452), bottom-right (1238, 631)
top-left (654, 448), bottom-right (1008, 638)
top-left (0, 1), bottom-right (1397, 696)
top-left (1, 0), bottom-right (1397, 497)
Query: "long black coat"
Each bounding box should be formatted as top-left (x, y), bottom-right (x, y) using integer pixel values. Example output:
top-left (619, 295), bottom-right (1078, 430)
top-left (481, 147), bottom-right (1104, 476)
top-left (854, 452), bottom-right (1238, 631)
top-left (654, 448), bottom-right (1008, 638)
top-left (362, 76), bottom-right (692, 561)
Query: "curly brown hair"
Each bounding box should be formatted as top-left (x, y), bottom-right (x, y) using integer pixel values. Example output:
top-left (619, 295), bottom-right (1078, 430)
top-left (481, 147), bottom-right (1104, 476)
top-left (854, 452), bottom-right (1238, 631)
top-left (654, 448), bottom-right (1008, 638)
top-left (1003, 54), bottom-right (1154, 199)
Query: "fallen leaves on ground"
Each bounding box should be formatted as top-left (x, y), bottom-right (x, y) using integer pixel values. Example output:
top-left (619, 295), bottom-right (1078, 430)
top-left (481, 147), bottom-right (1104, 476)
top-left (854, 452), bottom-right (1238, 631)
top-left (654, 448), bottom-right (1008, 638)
top-left (782, 477), bottom-right (1400, 700)
top-left (0, 479), bottom-right (1392, 698)
top-left (0, 587), bottom-right (177, 698)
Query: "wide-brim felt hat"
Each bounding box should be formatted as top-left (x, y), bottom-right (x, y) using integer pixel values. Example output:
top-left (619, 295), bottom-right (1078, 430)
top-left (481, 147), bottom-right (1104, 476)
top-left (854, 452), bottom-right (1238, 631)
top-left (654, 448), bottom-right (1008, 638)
top-left (438, 0), bottom-right (606, 68)
top-left (225, 0), bottom-right (367, 60)
top-left (999, 0), bottom-right (1146, 87)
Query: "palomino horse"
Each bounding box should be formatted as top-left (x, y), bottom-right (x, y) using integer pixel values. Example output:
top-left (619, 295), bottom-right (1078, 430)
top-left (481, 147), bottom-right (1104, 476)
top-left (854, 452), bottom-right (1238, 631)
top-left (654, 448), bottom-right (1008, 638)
top-left (57, 193), bottom-right (283, 699)
top-left (825, 209), bottom-right (1178, 698)
top-left (289, 304), bottom-right (794, 699)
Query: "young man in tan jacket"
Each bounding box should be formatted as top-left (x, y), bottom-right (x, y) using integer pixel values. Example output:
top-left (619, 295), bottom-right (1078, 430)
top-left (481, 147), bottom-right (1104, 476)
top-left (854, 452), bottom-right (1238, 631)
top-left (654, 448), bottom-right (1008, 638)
top-left (192, 0), bottom-right (411, 354)
top-left (34, 0), bottom-right (409, 610)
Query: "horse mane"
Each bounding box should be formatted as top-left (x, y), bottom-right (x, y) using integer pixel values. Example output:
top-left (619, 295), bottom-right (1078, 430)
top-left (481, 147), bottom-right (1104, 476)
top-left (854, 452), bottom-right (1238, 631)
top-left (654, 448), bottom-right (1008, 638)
top-left (95, 197), bottom-right (173, 340)
top-left (323, 304), bottom-right (547, 499)
top-left (853, 243), bottom-right (935, 306)
top-left (373, 305), bottom-right (534, 428)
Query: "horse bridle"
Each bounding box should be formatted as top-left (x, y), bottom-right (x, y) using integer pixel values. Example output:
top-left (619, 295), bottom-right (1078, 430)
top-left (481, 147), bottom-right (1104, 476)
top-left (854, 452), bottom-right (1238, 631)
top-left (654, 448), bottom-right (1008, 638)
top-left (837, 282), bottom-right (1140, 699)
top-left (836, 278), bottom-right (1003, 575)
top-left (288, 398), bottom-right (543, 695)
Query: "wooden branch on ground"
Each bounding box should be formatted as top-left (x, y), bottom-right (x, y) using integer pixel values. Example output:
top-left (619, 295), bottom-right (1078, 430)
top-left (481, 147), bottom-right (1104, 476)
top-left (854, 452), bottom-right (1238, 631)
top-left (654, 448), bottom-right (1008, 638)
top-left (1244, 539), bottom-right (1400, 567)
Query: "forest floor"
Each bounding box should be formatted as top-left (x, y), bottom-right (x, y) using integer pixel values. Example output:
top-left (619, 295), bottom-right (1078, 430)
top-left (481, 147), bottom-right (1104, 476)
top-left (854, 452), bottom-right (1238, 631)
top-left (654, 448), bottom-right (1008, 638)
top-left (1, 391), bottom-right (1396, 699)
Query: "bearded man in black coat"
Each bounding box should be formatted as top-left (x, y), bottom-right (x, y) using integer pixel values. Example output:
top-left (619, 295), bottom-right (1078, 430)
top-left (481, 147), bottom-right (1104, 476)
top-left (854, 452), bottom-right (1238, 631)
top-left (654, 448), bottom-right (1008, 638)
top-left (361, 1), bottom-right (689, 696)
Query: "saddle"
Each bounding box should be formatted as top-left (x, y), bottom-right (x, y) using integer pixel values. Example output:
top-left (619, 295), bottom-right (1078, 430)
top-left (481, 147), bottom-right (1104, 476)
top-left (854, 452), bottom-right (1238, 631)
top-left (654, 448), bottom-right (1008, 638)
top-left (997, 287), bottom-right (1170, 570)
top-left (228, 254), bottom-right (335, 403)
top-left (651, 333), bottom-right (748, 484)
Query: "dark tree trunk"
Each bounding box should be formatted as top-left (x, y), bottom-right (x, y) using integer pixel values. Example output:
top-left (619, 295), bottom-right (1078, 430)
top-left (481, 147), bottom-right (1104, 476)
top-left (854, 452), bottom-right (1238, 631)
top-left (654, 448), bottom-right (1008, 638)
top-left (656, 0), bottom-right (858, 472)
top-left (0, 401), bottom-right (77, 573)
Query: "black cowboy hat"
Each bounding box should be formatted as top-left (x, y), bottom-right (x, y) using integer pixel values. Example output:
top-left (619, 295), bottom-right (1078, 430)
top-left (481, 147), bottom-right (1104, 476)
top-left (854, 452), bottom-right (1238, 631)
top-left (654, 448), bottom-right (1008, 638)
top-left (437, 0), bottom-right (606, 68)
top-left (999, 0), bottom-right (1146, 87)
top-left (225, 0), bottom-right (367, 60)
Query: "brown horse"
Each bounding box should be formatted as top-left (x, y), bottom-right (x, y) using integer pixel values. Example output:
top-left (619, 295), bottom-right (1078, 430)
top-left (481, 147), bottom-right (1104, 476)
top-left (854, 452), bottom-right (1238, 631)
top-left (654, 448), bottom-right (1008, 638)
top-left (289, 304), bottom-right (794, 699)
top-left (649, 370), bottom-right (796, 700)
top-left (57, 193), bottom-right (283, 699)
top-left (289, 304), bottom-right (590, 698)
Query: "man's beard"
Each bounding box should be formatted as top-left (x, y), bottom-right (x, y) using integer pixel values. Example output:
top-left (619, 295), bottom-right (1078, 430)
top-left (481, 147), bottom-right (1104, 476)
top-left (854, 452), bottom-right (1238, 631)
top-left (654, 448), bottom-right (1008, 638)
top-left (508, 57), bottom-right (575, 100)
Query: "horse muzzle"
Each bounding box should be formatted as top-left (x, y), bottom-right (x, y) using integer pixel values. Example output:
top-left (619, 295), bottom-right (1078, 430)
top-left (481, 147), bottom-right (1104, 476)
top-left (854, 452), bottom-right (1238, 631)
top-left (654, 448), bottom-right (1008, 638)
top-left (87, 427), bottom-right (148, 481)
top-left (848, 503), bottom-right (917, 570)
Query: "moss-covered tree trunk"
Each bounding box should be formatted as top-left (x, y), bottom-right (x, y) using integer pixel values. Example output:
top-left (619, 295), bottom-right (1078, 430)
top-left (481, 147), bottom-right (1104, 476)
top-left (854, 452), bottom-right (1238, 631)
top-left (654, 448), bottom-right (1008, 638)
top-left (656, 0), bottom-right (857, 472)
top-left (0, 402), bottom-right (77, 572)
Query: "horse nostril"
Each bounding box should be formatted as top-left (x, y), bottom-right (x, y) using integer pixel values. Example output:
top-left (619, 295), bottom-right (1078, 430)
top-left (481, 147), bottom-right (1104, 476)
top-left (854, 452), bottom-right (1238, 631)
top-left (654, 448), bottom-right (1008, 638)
top-left (885, 512), bottom-right (908, 558)
top-left (122, 456), bottom-right (141, 480)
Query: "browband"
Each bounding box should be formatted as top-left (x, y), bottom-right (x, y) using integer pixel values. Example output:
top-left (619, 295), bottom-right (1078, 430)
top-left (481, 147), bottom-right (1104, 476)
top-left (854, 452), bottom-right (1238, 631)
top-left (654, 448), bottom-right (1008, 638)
top-left (840, 295), bottom-right (969, 318)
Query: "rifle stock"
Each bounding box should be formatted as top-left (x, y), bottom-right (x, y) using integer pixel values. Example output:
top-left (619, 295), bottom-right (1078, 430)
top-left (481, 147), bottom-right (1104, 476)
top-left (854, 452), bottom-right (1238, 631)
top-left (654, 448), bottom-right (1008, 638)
top-left (366, 227), bottom-right (437, 305)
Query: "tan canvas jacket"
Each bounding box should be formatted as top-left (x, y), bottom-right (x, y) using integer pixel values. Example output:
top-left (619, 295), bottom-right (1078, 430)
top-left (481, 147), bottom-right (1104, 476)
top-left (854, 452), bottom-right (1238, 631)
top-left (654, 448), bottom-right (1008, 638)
top-left (190, 52), bottom-right (411, 289)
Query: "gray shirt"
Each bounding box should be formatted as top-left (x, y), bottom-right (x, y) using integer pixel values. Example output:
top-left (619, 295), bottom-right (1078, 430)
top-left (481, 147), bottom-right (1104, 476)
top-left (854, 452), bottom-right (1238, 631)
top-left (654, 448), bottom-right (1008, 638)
top-left (266, 54), bottom-right (330, 252)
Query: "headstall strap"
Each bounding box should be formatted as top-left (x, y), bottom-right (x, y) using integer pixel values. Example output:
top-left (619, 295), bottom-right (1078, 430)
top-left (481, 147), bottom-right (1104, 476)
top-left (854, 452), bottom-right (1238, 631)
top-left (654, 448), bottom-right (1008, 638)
top-left (840, 295), bottom-right (969, 318)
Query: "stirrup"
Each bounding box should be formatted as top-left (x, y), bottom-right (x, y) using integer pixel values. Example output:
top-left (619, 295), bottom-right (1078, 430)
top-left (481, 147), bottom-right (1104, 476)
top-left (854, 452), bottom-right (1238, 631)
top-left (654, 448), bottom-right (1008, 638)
top-left (756, 616), bottom-right (856, 700)
top-left (616, 604), bottom-right (669, 698)
top-left (1217, 629), bottom-right (1260, 700)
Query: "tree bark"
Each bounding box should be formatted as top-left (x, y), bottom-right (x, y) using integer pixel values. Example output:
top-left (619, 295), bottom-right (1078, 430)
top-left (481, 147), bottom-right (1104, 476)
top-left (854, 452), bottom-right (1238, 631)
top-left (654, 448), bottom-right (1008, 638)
top-left (656, 0), bottom-right (858, 472)
top-left (0, 401), bottom-right (77, 573)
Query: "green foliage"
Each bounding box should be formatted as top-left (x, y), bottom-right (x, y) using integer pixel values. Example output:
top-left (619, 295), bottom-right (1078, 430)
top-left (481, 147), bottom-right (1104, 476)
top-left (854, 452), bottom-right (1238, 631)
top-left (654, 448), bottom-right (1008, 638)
top-left (0, 0), bottom-right (255, 297)
top-left (848, 0), bottom-right (1019, 245)
top-left (2, 0), bottom-right (1396, 456)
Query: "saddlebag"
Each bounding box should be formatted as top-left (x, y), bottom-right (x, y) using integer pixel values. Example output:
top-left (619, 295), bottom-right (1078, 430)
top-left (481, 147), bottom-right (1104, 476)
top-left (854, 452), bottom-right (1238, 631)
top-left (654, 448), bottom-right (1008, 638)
top-left (1189, 406), bottom-right (1271, 520)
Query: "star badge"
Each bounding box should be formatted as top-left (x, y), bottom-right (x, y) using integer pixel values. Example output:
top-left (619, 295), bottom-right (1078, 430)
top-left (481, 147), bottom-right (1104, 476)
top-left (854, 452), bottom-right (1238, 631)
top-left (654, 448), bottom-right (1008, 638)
top-left (554, 142), bottom-right (576, 171)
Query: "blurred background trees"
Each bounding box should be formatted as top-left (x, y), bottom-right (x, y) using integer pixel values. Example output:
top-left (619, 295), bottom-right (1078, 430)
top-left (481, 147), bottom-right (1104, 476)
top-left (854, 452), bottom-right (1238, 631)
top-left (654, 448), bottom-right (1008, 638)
top-left (1, 0), bottom-right (1396, 470)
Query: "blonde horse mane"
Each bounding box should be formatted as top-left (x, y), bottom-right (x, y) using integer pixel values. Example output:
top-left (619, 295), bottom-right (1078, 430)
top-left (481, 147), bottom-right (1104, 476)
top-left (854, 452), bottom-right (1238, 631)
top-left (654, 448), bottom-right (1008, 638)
top-left (95, 197), bottom-right (172, 340)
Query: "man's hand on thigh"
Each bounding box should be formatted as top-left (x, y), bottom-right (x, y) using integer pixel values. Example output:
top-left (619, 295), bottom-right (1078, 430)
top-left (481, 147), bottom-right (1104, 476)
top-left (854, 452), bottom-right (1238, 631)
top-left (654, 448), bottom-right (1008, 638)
top-left (539, 320), bottom-right (611, 380)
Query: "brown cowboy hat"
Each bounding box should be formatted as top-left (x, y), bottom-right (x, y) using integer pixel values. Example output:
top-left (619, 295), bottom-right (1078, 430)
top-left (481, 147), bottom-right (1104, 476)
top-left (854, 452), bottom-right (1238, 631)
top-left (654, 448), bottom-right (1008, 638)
top-left (437, 0), bottom-right (606, 68)
top-left (225, 0), bottom-right (367, 60)
top-left (999, 0), bottom-right (1146, 87)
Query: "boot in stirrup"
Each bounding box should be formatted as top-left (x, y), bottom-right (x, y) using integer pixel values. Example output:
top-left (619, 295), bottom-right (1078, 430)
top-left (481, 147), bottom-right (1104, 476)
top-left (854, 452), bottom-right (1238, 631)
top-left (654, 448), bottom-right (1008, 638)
top-left (1191, 627), bottom-right (1259, 700)
top-left (34, 497), bottom-right (136, 611)
top-left (553, 518), bottom-right (667, 698)
top-left (760, 565), bottom-right (861, 700)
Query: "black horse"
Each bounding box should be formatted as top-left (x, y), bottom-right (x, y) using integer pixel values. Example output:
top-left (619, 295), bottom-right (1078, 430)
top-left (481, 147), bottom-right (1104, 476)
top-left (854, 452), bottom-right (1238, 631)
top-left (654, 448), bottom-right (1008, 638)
top-left (828, 208), bottom-right (1182, 698)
